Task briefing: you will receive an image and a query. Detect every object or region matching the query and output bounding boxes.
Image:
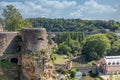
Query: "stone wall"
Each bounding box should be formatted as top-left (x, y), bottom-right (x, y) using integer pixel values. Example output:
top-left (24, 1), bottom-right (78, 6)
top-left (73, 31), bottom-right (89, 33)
top-left (21, 28), bottom-right (56, 80)
top-left (21, 28), bottom-right (48, 53)
top-left (0, 28), bottom-right (56, 80)
top-left (0, 32), bottom-right (18, 56)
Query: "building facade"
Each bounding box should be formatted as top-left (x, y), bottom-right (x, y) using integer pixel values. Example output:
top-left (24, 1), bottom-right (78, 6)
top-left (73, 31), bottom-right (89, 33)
top-left (98, 56), bottom-right (120, 74)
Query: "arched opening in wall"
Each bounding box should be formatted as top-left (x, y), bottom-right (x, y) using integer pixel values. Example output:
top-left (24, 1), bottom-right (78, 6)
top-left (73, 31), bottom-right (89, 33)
top-left (10, 58), bottom-right (18, 64)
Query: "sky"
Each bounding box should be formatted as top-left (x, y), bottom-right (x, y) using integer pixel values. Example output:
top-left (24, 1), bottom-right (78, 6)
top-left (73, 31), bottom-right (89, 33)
top-left (0, 0), bottom-right (120, 21)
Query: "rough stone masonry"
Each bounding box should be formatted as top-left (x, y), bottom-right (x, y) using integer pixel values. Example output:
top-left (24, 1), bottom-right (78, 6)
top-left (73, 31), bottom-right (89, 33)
top-left (0, 28), bottom-right (56, 80)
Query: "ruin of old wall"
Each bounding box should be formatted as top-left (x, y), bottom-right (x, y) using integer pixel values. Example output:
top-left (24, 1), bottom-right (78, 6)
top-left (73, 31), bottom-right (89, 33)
top-left (21, 28), bottom-right (48, 53)
top-left (21, 28), bottom-right (56, 80)
top-left (0, 32), bottom-right (18, 56)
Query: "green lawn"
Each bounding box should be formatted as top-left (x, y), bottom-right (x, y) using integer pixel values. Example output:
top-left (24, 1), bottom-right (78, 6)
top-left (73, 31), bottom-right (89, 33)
top-left (80, 75), bottom-right (95, 80)
top-left (80, 75), bottom-right (104, 80)
top-left (54, 54), bottom-right (67, 64)
top-left (72, 61), bottom-right (80, 67)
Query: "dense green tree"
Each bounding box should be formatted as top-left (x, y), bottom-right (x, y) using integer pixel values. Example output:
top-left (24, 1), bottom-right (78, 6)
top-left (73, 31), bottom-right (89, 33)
top-left (89, 69), bottom-right (98, 77)
top-left (50, 47), bottom-right (57, 63)
top-left (56, 32), bottom-right (84, 45)
top-left (64, 32), bottom-right (71, 43)
top-left (29, 18), bottom-right (120, 32)
top-left (57, 32), bottom-right (63, 45)
top-left (57, 39), bottom-right (81, 56)
top-left (110, 40), bottom-right (120, 55)
top-left (2, 5), bottom-right (31, 31)
top-left (83, 34), bottom-right (111, 61)
top-left (68, 39), bottom-right (81, 56)
top-left (0, 17), bottom-right (4, 26)
top-left (57, 32), bottom-right (82, 56)
top-left (23, 19), bottom-right (32, 27)
top-left (70, 69), bottom-right (77, 79)
top-left (106, 32), bottom-right (119, 44)
top-left (58, 42), bottom-right (71, 55)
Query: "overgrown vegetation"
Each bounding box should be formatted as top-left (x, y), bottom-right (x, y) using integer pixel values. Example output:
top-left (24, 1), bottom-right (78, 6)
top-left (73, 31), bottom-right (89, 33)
top-left (0, 5), bottom-right (31, 31)
top-left (53, 32), bottom-right (120, 62)
top-left (29, 18), bottom-right (120, 32)
top-left (83, 34), bottom-right (111, 61)
top-left (0, 59), bottom-right (11, 68)
top-left (56, 32), bottom-right (84, 57)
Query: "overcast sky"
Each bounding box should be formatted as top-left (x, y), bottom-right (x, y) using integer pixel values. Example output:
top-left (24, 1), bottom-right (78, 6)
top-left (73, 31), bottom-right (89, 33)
top-left (0, 0), bottom-right (120, 21)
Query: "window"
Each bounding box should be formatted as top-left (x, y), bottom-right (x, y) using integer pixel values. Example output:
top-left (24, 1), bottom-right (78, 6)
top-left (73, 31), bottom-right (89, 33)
top-left (112, 62), bottom-right (115, 65)
top-left (117, 62), bottom-right (119, 65)
top-left (108, 62), bottom-right (111, 65)
top-left (37, 38), bottom-right (44, 40)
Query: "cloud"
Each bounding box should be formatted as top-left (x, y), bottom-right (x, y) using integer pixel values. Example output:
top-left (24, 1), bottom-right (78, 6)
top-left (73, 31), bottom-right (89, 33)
top-left (70, 0), bottom-right (117, 18)
top-left (0, 0), bottom-right (77, 18)
top-left (0, 0), bottom-right (119, 21)
top-left (70, 10), bottom-right (82, 18)
top-left (41, 0), bottom-right (77, 9)
top-left (0, 1), bottom-right (51, 17)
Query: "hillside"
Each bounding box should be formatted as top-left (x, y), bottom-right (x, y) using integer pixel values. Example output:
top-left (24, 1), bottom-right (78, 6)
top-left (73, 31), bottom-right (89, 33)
top-left (28, 18), bottom-right (120, 32)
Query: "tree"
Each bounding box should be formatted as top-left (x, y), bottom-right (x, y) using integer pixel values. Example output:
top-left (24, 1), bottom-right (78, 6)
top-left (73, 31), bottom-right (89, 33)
top-left (48, 37), bottom-right (53, 45)
top-left (50, 47), bottom-right (57, 63)
top-left (83, 34), bottom-right (111, 61)
top-left (70, 69), bottom-right (77, 79)
top-left (110, 40), bottom-right (120, 55)
top-left (106, 32), bottom-right (119, 56)
top-left (89, 69), bottom-right (98, 77)
top-left (23, 19), bottom-right (32, 27)
top-left (58, 42), bottom-right (71, 55)
top-left (28, 18), bottom-right (120, 32)
top-left (2, 5), bottom-right (31, 31)
top-left (0, 17), bottom-right (4, 26)
top-left (106, 32), bottom-right (118, 44)
top-left (68, 39), bottom-right (81, 56)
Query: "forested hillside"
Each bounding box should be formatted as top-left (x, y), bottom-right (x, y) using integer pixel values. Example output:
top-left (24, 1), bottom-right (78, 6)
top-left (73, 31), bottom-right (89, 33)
top-left (28, 18), bottom-right (120, 32)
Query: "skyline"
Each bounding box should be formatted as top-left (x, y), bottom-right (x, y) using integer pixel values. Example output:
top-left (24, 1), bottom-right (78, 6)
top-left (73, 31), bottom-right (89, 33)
top-left (0, 0), bottom-right (120, 21)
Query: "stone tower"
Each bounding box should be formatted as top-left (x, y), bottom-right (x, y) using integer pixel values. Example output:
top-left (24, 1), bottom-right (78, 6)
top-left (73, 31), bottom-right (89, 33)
top-left (21, 28), bottom-right (56, 80)
top-left (21, 28), bottom-right (48, 52)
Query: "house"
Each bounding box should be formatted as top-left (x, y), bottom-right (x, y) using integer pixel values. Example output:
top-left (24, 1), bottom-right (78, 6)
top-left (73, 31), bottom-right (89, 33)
top-left (97, 56), bottom-right (120, 74)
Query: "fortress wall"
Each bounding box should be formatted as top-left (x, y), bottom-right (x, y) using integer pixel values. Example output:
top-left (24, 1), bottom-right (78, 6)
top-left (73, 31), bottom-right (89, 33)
top-left (21, 28), bottom-right (48, 53)
top-left (0, 32), bottom-right (18, 56)
top-left (0, 28), bottom-right (56, 80)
